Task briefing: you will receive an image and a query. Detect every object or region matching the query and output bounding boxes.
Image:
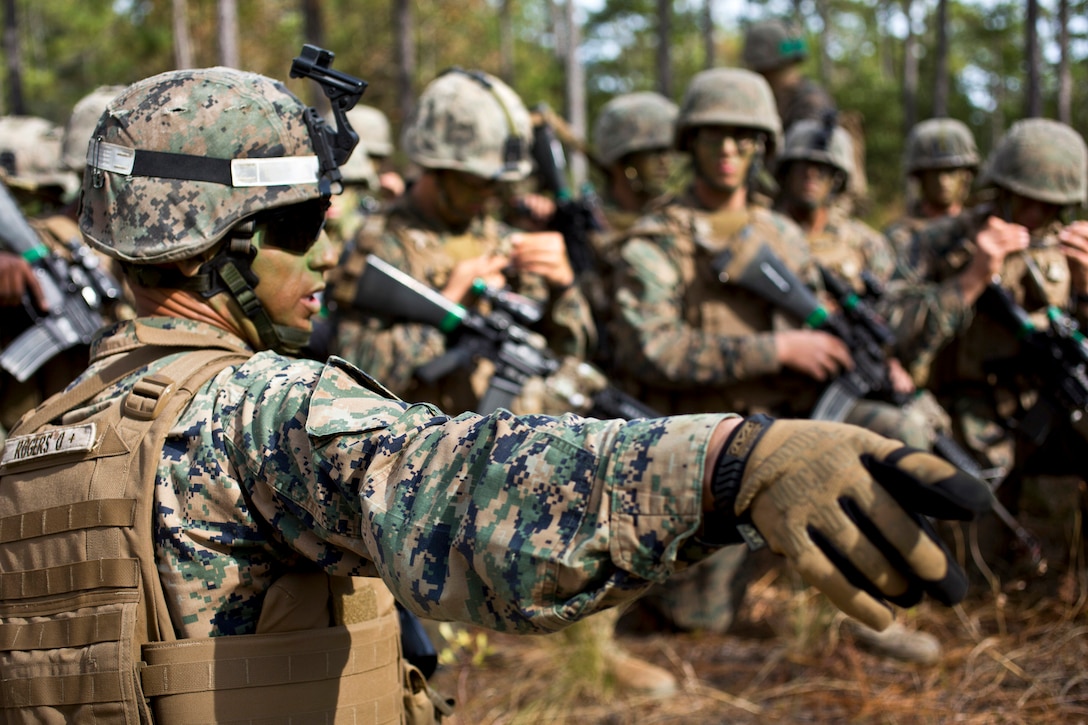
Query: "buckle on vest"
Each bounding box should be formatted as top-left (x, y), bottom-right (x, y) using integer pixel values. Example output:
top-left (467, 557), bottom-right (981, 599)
top-left (123, 374), bottom-right (176, 421)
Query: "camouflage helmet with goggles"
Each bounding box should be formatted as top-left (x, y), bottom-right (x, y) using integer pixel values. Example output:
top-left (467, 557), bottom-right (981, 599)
top-left (978, 118), bottom-right (1087, 207)
top-left (592, 92), bottom-right (678, 167)
top-left (80, 67), bottom-right (334, 265)
top-left (348, 104), bottom-right (394, 157)
top-left (904, 118), bottom-right (979, 174)
top-left (0, 115), bottom-right (78, 194)
top-left (61, 85), bottom-right (126, 172)
top-left (676, 68), bottom-right (782, 156)
top-left (402, 68), bottom-right (532, 182)
top-left (775, 115), bottom-right (855, 187)
top-left (743, 19), bottom-right (808, 73)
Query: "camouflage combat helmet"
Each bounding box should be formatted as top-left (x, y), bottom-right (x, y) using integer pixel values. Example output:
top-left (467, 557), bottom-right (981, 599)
top-left (775, 115), bottom-right (855, 187)
top-left (592, 92), bottom-right (678, 167)
top-left (904, 118), bottom-right (980, 174)
top-left (61, 85), bottom-right (126, 172)
top-left (742, 19), bottom-right (808, 73)
top-left (402, 68), bottom-right (532, 182)
top-left (348, 104), bottom-right (394, 157)
top-left (0, 115), bottom-right (78, 194)
top-left (675, 68), bottom-right (782, 156)
top-left (81, 67), bottom-right (332, 265)
top-left (978, 118), bottom-right (1088, 207)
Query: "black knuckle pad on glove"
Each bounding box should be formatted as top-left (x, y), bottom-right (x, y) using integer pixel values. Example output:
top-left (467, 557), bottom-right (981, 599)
top-left (862, 447), bottom-right (993, 521)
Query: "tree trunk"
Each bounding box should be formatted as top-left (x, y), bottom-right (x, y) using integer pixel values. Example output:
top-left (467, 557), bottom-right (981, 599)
top-left (1024, 0), bottom-right (1041, 118)
top-left (393, 0), bottom-right (416, 128)
top-left (656, 0), bottom-right (671, 98)
top-left (2, 0), bottom-right (23, 114)
top-left (702, 0), bottom-right (715, 70)
top-left (218, 0), bottom-right (239, 69)
top-left (933, 0), bottom-right (949, 116)
top-left (500, 0), bottom-right (515, 85)
top-left (563, 0), bottom-right (586, 188)
top-left (300, 0), bottom-right (328, 112)
top-left (171, 0), bottom-right (192, 70)
top-left (1057, 0), bottom-right (1071, 124)
top-left (878, 0), bottom-right (896, 81)
top-left (901, 0), bottom-right (918, 140)
top-left (815, 0), bottom-right (832, 87)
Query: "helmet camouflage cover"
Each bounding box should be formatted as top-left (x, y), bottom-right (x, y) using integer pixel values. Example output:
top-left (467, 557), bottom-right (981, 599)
top-left (80, 67), bottom-right (328, 264)
top-left (0, 115), bottom-right (78, 193)
top-left (401, 68), bottom-right (532, 182)
top-left (978, 118), bottom-right (1087, 207)
top-left (675, 68), bottom-right (782, 156)
top-left (61, 85), bottom-right (127, 172)
top-left (592, 92), bottom-right (678, 166)
top-left (347, 104), bottom-right (394, 157)
top-left (742, 19), bottom-right (808, 72)
top-left (776, 116), bottom-right (855, 184)
top-left (904, 118), bottom-right (980, 174)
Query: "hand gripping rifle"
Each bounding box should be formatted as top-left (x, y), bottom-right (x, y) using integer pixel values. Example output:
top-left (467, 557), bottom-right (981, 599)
top-left (712, 241), bottom-right (1046, 569)
top-left (977, 275), bottom-right (1088, 451)
top-left (0, 180), bottom-right (122, 382)
top-left (528, 104), bottom-right (606, 277)
top-left (339, 253), bottom-right (659, 419)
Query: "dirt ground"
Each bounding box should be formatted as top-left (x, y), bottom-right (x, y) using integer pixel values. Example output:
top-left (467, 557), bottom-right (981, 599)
top-left (427, 484), bottom-right (1088, 724)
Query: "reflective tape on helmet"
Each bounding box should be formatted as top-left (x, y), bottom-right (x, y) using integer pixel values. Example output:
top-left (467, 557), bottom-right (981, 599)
top-left (89, 140), bottom-right (319, 188)
top-left (231, 156), bottom-right (319, 187)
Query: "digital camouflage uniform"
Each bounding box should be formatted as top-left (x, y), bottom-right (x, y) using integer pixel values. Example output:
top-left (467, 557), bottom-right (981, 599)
top-left (331, 69), bottom-right (594, 415)
top-left (75, 317), bottom-right (726, 636)
top-left (774, 118), bottom-right (936, 451)
top-left (331, 194), bottom-right (593, 414)
top-left (890, 120), bottom-right (1088, 480)
top-left (0, 102), bottom-right (132, 437)
top-left (584, 91), bottom-right (678, 369)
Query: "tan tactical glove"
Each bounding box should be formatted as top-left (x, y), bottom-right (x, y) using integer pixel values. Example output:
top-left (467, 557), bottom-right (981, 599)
top-left (705, 415), bottom-right (991, 632)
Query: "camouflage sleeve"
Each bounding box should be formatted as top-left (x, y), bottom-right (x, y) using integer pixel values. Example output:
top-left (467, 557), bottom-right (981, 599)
top-left (855, 221), bottom-right (897, 285)
top-left (508, 253), bottom-right (597, 360)
top-left (610, 235), bottom-right (779, 387)
top-left (332, 233), bottom-right (447, 395)
top-left (881, 220), bottom-right (974, 382)
top-left (227, 356), bottom-right (727, 634)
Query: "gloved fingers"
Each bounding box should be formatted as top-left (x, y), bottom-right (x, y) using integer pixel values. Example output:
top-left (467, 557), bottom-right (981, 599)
top-left (838, 492), bottom-right (969, 607)
top-left (805, 517), bottom-right (925, 610)
top-left (841, 485), bottom-right (953, 585)
top-left (864, 448), bottom-right (993, 521)
top-left (790, 545), bottom-right (896, 632)
top-left (750, 499), bottom-right (913, 618)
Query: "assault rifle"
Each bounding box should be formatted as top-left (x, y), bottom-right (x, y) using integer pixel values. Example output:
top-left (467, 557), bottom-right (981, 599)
top-left (341, 253), bottom-right (659, 419)
top-left (714, 242), bottom-right (1046, 568)
top-left (529, 104), bottom-right (605, 277)
top-left (977, 279), bottom-right (1088, 450)
top-left (0, 180), bottom-right (121, 382)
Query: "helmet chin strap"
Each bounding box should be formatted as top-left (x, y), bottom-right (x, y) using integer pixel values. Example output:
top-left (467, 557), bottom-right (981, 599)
top-left (126, 223), bottom-right (311, 354)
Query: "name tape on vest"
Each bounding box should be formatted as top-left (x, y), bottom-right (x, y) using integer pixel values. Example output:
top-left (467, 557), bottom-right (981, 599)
top-left (2, 423), bottom-right (97, 466)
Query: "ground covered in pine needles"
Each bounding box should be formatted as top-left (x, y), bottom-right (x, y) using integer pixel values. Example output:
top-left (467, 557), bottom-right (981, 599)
top-left (428, 483), bottom-right (1088, 724)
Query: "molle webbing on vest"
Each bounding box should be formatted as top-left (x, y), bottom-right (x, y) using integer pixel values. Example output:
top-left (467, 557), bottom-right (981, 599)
top-left (139, 601), bottom-right (403, 724)
top-left (0, 345), bottom-right (249, 725)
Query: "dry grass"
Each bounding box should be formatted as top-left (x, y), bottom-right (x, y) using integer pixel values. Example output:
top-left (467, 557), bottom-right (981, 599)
top-left (428, 488), bottom-right (1088, 724)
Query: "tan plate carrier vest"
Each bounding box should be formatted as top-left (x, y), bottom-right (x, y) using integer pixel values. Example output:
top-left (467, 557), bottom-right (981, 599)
top-left (0, 330), bottom-right (444, 724)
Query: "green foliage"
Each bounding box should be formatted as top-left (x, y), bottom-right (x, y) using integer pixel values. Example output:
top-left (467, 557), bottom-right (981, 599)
top-left (3, 0), bottom-right (1087, 212)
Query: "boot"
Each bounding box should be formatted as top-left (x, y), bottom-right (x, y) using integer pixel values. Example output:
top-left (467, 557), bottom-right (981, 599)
top-left (845, 620), bottom-right (942, 664)
top-left (603, 648), bottom-right (678, 697)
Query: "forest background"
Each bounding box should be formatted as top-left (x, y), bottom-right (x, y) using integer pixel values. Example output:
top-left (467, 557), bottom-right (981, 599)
top-left (3, 0), bottom-right (1085, 223)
